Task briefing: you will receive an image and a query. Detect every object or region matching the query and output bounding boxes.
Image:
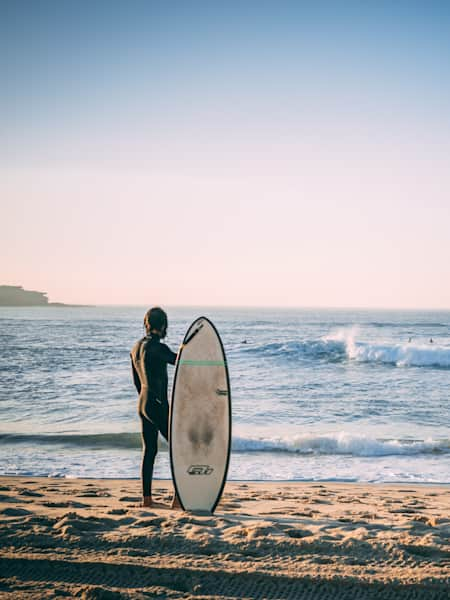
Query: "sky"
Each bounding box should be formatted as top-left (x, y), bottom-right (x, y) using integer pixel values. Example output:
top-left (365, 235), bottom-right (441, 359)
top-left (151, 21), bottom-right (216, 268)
top-left (1, 1), bottom-right (450, 308)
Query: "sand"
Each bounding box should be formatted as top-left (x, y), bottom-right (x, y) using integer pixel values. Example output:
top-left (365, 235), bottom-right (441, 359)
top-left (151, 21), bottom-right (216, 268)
top-left (0, 477), bottom-right (449, 599)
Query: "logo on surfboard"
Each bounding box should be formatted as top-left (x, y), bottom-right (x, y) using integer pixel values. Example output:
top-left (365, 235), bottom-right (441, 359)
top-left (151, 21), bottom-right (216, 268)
top-left (187, 464), bottom-right (214, 475)
top-left (216, 388), bottom-right (228, 396)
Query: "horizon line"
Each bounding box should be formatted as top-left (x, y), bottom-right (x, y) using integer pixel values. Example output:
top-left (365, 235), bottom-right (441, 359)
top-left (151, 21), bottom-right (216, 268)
top-left (47, 303), bottom-right (450, 312)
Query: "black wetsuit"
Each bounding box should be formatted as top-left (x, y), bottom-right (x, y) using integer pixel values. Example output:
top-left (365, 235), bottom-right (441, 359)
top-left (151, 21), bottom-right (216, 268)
top-left (130, 335), bottom-right (177, 497)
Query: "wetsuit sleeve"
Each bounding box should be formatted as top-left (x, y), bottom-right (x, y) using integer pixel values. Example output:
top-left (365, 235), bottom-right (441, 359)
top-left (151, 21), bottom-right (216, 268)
top-left (131, 355), bottom-right (141, 393)
top-left (160, 344), bottom-right (177, 365)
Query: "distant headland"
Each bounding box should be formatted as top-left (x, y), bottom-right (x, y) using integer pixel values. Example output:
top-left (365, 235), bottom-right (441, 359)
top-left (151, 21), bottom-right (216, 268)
top-left (0, 285), bottom-right (83, 307)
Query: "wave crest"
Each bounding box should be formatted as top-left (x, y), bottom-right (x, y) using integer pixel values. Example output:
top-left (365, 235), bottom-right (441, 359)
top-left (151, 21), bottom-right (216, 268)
top-left (233, 432), bottom-right (449, 457)
top-left (244, 339), bottom-right (346, 361)
top-left (326, 330), bottom-right (450, 368)
top-left (245, 330), bottom-right (450, 368)
top-left (2, 431), bottom-right (448, 457)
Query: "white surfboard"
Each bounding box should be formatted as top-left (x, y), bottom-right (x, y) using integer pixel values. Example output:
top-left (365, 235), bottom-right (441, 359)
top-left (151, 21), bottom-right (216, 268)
top-left (170, 317), bottom-right (231, 513)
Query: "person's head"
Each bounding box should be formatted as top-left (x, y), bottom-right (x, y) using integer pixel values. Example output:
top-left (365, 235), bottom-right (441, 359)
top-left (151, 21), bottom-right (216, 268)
top-left (144, 307), bottom-right (168, 338)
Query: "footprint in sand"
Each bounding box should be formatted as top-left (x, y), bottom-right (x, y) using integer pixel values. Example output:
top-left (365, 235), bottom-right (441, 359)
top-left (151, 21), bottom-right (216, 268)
top-left (284, 527), bottom-right (314, 539)
top-left (119, 496), bottom-right (141, 502)
top-left (177, 515), bottom-right (218, 527)
top-left (18, 490), bottom-right (43, 497)
top-left (389, 508), bottom-right (418, 514)
top-left (77, 490), bottom-right (111, 498)
top-left (291, 510), bottom-right (315, 517)
top-left (359, 512), bottom-right (378, 520)
top-left (401, 543), bottom-right (446, 559)
top-left (221, 502), bottom-right (241, 509)
top-left (132, 516), bottom-right (166, 528)
top-left (42, 501), bottom-right (90, 509)
top-left (53, 513), bottom-right (119, 534)
top-left (410, 515), bottom-right (439, 527)
top-left (0, 494), bottom-right (28, 504)
top-left (0, 507), bottom-right (33, 517)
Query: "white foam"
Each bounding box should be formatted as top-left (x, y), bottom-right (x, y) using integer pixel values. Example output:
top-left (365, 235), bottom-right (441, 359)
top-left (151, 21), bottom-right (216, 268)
top-left (325, 329), bottom-right (450, 368)
top-left (232, 431), bottom-right (449, 456)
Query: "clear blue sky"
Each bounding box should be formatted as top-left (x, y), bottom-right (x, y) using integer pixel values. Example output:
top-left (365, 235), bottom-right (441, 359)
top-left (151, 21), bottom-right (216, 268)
top-left (2, 1), bottom-right (450, 307)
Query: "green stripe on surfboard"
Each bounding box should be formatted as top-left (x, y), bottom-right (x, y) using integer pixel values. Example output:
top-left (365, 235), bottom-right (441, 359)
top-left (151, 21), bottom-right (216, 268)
top-left (179, 359), bottom-right (225, 366)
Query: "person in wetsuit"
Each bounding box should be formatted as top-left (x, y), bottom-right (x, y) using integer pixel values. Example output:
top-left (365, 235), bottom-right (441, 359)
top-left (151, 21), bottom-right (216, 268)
top-left (130, 307), bottom-right (180, 508)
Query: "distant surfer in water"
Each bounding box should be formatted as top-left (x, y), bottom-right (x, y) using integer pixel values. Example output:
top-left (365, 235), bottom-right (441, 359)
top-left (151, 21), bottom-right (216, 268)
top-left (130, 307), bottom-right (180, 508)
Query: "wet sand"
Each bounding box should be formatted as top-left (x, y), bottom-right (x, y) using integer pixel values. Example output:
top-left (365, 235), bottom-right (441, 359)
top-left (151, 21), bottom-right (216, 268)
top-left (0, 477), bottom-right (449, 599)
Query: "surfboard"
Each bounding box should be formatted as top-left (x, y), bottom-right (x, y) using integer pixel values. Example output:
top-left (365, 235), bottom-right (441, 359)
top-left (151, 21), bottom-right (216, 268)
top-left (170, 317), bottom-right (231, 513)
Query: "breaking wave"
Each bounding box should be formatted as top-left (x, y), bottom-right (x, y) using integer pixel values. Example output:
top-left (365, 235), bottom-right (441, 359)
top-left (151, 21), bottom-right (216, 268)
top-left (232, 432), bottom-right (449, 456)
top-left (1, 431), bottom-right (449, 457)
top-left (245, 331), bottom-right (450, 368)
top-left (325, 330), bottom-right (450, 368)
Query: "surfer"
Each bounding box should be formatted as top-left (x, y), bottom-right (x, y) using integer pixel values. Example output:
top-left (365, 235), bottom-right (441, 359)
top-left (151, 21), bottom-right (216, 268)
top-left (131, 307), bottom-right (180, 508)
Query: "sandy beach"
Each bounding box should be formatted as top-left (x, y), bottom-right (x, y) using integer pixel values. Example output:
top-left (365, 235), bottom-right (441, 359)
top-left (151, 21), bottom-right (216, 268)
top-left (0, 477), bottom-right (448, 599)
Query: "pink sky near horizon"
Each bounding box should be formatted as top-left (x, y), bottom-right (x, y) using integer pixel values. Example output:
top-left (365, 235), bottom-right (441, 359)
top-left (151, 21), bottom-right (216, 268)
top-left (2, 142), bottom-right (450, 309)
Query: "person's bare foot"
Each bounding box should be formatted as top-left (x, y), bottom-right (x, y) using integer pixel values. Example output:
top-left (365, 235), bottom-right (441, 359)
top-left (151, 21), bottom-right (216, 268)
top-left (141, 496), bottom-right (169, 509)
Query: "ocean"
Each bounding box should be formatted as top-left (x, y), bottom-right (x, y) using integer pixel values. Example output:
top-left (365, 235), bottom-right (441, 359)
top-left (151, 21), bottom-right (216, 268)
top-left (0, 306), bottom-right (449, 484)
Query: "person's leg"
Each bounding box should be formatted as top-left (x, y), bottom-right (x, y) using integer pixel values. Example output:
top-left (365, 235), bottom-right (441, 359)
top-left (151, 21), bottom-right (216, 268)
top-left (155, 405), bottom-right (181, 509)
top-left (140, 415), bottom-right (159, 505)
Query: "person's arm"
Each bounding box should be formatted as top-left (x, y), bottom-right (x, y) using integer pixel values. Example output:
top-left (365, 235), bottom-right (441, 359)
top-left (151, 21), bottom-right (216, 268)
top-left (131, 355), bottom-right (141, 393)
top-left (160, 344), bottom-right (177, 365)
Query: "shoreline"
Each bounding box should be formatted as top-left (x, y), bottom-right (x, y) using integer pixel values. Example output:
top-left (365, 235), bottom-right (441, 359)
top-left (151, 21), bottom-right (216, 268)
top-left (2, 474), bottom-right (449, 486)
top-left (1, 474), bottom-right (450, 486)
top-left (1, 477), bottom-right (449, 599)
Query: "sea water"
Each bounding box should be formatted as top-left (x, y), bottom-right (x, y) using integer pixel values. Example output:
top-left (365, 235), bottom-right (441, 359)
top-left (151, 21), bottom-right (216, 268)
top-left (0, 306), bottom-right (449, 483)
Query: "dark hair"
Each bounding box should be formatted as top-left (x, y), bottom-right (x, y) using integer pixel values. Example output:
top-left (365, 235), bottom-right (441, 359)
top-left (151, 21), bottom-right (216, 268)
top-left (144, 307), bottom-right (168, 335)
